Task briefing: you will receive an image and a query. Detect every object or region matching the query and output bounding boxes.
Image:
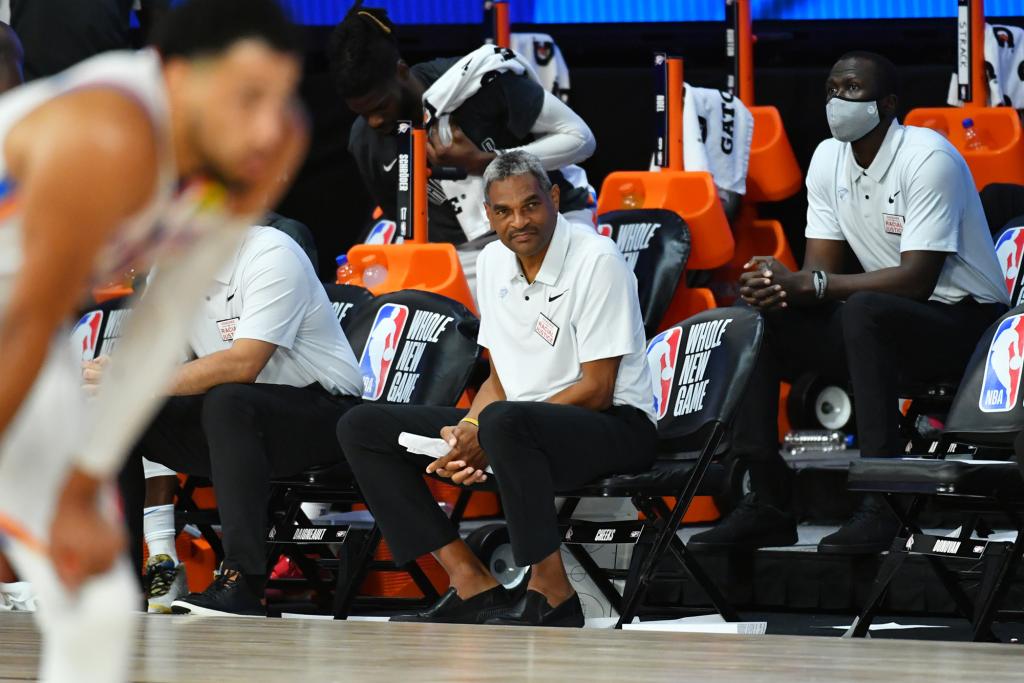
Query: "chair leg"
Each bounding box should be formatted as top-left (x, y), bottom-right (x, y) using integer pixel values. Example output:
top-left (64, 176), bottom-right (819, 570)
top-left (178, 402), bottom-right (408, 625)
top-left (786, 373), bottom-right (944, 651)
top-left (564, 541), bottom-right (624, 616)
top-left (844, 537), bottom-right (909, 638)
top-left (615, 424), bottom-right (726, 628)
top-left (666, 536), bottom-right (739, 622)
top-left (886, 494), bottom-right (977, 621)
top-left (971, 540), bottom-right (1023, 642)
top-left (332, 525), bottom-right (383, 619)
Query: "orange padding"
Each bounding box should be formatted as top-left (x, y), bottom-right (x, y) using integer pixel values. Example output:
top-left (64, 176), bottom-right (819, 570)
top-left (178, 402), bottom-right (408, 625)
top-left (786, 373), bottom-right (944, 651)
top-left (656, 286), bottom-right (717, 334)
top-left (717, 208), bottom-right (798, 300)
top-left (346, 242), bottom-right (478, 316)
top-left (597, 170), bottom-right (734, 270)
top-left (746, 106), bottom-right (803, 203)
top-left (360, 539), bottom-right (449, 598)
top-left (905, 107), bottom-right (1024, 190)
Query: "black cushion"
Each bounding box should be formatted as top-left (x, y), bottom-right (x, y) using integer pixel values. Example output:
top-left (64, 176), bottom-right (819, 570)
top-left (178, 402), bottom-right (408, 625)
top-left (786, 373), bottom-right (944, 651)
top-left (597, 209), bottom-right (690, 338)
top-left (563, 459), bottom-right (720, 497)
top-left (848, 457), bottom-right (1024, 500)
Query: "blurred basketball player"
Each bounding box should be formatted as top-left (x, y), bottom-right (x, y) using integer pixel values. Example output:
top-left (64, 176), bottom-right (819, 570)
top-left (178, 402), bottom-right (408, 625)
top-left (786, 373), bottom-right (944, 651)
top-left (0, 0), bottom-right (306, 680)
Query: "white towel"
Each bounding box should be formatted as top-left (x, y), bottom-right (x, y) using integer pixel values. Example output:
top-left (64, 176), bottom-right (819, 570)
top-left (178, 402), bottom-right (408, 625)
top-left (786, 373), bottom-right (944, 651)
top-left (423, 45), bottom-right (533, 241)
top-left (947, 22), bottom-right (1024, 108)
top-left (510, 32), bottom-right (572, 103)
top-left (398, 431), bottom-right (494, 474)
top-left (652, 84), bottom-right (754, 195)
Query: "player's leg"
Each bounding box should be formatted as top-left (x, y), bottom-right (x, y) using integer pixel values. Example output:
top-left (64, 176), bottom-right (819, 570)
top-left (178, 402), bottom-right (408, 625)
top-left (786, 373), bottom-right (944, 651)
top-left (5, 540), bottom-right (136, 683)
top-left (0, 338), bottom-right (137, 682)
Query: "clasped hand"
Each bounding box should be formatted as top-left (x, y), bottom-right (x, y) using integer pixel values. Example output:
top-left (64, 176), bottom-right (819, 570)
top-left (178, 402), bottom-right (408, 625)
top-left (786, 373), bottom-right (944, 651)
top-left (738, 256), bottom-right (813, 311)
top-left (426, 421), bottom-right (489, 486)
top-left (427, 122), bottom-right (494, 176)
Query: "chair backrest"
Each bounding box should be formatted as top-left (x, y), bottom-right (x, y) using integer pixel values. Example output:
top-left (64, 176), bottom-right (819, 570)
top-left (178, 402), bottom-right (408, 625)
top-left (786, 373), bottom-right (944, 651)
top-left (345, 289), bottom-right (480, 406)
top-left (946, 303), bottom-right (1024, 447)
top-left (993, 225), bottom-right (1024, 306)
top-left (70, 295), bottom-right (133, 361)
top-left (597, 209), bottom-right (691, 337)
top-left (322, 283), bottom-right (375, 336)
top-left (645, 306), bottom-right (763, 451)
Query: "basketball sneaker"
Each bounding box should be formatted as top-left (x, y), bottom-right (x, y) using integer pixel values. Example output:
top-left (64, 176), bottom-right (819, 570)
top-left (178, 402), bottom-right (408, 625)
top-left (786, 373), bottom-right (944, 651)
top-left (145, 554), bottom-right (187, 614)
top-left (171, 568), bottom-right (264, 617)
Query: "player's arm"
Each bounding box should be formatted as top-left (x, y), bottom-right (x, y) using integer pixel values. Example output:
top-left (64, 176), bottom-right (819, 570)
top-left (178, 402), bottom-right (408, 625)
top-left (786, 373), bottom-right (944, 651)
top-left (509, 90), bottom-right (596, 170)
top-left (0, 91), bottom-right (159, 446)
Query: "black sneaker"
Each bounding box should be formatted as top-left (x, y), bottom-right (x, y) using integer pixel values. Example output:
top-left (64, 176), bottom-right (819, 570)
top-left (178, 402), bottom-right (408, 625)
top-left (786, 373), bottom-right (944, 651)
top-left (171, 569), bottom-right (264, 617)
top-left (485, 590), bottom-right (585, 628)
top-left (390, 585), bottom-right (512, 624)
top-left (688, 494), bottom-right (798, 550)
top-left (817, 495), bottom-right (901, 555)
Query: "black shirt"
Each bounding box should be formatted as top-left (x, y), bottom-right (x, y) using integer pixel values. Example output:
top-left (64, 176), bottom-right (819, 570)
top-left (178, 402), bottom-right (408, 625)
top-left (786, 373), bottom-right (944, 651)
top-left (348, 57), bottom-right (589, 245)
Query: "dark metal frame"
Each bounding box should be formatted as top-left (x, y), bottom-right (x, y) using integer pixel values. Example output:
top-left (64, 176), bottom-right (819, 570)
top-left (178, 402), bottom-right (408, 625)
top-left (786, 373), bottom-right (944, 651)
top-left (265, 477), bottom-right (478, 619)
top-left (845, 450), bottom-right (1024, 642)
top-left (558, 421), bottom-right (740, 628)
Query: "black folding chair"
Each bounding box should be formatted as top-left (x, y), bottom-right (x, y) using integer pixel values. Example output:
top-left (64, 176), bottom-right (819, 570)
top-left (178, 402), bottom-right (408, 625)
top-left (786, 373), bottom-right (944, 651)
top-left (597, 209), bottom-right (691, 338)
top-left (994, 223), bottom-right (1024, 308)
top-left (323, 283), bottom-right (375, 333)
top-left (266, 289), bottom-right (481, 618)
top-left (554, 306), bottom-right (763, 627)
top-left (845, 304), bottom-right (1024, 641)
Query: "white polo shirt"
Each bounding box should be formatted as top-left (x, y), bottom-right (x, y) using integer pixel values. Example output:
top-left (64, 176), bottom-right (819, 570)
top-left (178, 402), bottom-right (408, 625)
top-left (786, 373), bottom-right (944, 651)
top-left (805, 120), bottom-right (1008, 305)
top-left (476, 215), bottom-right (656, 423)
top-left (190, 226), bottom-right (362, 396)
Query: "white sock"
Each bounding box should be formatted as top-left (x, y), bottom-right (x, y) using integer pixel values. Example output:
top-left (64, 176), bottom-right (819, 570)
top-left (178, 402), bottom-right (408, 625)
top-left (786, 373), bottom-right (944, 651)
top-left (143, 504), bottom-right (178, 564)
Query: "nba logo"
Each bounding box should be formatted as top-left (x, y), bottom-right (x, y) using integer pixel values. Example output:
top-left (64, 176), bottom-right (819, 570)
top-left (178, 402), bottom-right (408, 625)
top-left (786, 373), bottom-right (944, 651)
top-left (979, 314), bottom-right (1024, 413)
top-left (597, 223), bottom-right (613, 238)
top-left (358, 304), bottom-right (409, 401)
top-left (994, 228), bottom-right (1024, 305)
top-left (365, 220), bottom-right (398, 245)
top-left (70, 311), bottom-right (103, 361)
top-left (646, 327), bottom-right (682, 419)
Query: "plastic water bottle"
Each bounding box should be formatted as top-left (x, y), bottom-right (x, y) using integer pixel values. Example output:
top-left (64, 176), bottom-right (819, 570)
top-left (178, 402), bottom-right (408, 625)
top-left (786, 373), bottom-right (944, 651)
top-left (335, 255), bottom-right (358, 285)
top-left (783, 430), bottom-right (851, 454)
top-left (362, 264), bottom-right (389, 288)
top-left (620, 182), bottom-right (645, 209)
top-left (962, 118), bottom-right (986, 151)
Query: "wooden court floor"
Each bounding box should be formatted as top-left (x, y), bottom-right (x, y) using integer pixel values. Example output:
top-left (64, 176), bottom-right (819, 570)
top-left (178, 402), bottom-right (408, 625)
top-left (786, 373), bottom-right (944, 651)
top-left (2, 612), bottom-right (1023, 682)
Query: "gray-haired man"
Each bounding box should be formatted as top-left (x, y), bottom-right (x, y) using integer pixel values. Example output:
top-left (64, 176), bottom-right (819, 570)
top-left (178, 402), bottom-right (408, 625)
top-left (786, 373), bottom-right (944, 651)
top-left (337, 150), bottom-right (657, 628)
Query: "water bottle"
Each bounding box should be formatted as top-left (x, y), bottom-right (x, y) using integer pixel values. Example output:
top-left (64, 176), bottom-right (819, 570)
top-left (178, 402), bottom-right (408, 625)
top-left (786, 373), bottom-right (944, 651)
top-left (620, 182), bottom-right (645, 209)
top-left (335, 254), bottom-right (359, 285)
top-left (783, 430), bottom-right (850, 454)
top-left (962, 118), bottom-right (985, 151)
top-left (362, 263), bottom-right (389, 289)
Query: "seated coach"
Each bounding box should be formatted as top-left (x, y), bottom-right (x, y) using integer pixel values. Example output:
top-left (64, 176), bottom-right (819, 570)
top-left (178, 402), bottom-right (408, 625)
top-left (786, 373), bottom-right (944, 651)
top-left (337, 150), bottom-right (656, 628)
top-left (111, 225), bottom-right (363, 617)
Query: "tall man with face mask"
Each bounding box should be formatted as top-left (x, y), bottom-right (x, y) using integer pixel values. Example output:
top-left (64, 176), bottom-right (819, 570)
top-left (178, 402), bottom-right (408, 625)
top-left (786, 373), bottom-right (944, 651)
top-left (689, 52), bottom-right (1009, 555)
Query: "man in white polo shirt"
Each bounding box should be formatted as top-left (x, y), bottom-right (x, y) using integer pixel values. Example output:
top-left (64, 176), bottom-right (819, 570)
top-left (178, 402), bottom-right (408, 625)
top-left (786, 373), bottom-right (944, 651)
top-left (690, 52), bottom-right (1009, 556)
top-left (337, 150), bottom-right (656, 628)
top-left (106, 224), bottom-right (362, 616)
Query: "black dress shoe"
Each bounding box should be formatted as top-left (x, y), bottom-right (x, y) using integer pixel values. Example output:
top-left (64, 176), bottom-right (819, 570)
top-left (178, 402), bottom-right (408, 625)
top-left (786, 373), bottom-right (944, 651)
top-left (390, 585), bottom-right (512, 624)
top-left (817, 495), bottom-right (901, 555)
top-left (688, 494), bottom-right (798, 551)
top-left (484, 590), bottom-right (584, 628)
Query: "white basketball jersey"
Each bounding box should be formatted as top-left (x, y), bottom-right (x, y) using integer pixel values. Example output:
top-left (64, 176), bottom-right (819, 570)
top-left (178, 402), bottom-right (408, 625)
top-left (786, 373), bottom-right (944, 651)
top-left (0, 49), bottom-right (214, 310)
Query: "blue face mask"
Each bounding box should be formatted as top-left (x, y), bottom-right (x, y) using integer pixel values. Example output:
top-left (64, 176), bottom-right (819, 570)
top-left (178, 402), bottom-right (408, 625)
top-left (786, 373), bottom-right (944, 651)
top-left (826, 96), bottom-right (880, 142)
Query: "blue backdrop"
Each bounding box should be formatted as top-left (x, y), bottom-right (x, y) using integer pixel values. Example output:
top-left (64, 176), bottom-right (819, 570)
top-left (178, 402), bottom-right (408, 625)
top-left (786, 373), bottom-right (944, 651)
top-left (281, 0), bottom-right (1022, 25)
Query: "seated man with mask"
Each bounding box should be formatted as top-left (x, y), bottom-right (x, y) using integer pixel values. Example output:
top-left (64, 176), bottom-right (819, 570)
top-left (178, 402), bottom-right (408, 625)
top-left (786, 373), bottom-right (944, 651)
top-left (337, 150), bottom-right (656, 628)
top-left (690, 51), bottom-right (1009, 555)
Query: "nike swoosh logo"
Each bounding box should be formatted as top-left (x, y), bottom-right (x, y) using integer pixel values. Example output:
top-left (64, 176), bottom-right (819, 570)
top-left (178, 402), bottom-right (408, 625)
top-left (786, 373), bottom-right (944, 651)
top-left (548, 291), bottom-right (568, 302)
top-left (888, 191), bottom-right (901, 204)
top-left (383, 159), bottom-right (397, 172)
top-left (226, 293), bottom-right (235, 302)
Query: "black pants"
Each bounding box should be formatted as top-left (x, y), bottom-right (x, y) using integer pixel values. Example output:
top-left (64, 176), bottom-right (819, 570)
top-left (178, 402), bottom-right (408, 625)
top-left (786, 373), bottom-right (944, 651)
top-left (337, 401), bottom-right (657, 567)
top-left (120, 383), bottom-right (360, 583)
top-left (733, 291), bottom-right (1005, 507)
